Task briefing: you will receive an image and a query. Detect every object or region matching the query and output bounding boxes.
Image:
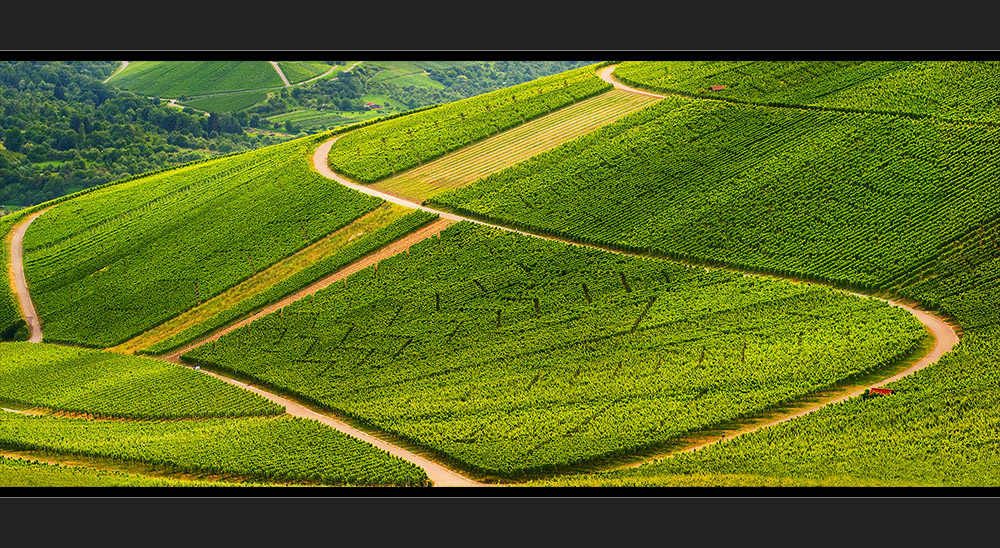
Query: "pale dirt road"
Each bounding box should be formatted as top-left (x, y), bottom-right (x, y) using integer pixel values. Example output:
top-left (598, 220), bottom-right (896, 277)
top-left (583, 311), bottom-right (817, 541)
top-left (186, 365), bottom-right (481, 487)
top-left (103, 61), bottom-right (129, 83)
top-left (164, 217), bottom-right (456, 362)
top-left (269, 61), bottom-right (292, 87)
top-left (311, 68), bottom-right (962, 469)
top-left (6, 63), bottom-right (964, 486)
top-left (9, 209), bottom-right (48, 343)
top-left (597, 65), bottom-right (668, 99)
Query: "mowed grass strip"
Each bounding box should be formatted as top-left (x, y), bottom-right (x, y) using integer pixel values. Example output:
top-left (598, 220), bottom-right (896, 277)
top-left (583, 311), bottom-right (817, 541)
top-left (111, 203), bottom-right (413, 355)
top-left (371, 90), bottom-right (660, 202)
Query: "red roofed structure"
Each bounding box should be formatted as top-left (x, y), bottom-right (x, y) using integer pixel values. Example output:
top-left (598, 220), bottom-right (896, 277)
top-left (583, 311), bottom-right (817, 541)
top-left (709, 85), bottom-right (727, 92)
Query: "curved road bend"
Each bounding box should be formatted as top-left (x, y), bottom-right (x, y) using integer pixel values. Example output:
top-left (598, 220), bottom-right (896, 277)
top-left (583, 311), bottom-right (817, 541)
top-left (8, 63), bottom-right (962, 484)
top-left (311, 66), bottom-right (961, 465)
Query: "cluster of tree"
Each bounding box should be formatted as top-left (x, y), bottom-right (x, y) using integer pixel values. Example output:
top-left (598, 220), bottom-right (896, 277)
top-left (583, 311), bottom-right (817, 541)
top-left (0, 62), bottom-right (287, 207)
top-left (252, 61), bottom-right (596, 118)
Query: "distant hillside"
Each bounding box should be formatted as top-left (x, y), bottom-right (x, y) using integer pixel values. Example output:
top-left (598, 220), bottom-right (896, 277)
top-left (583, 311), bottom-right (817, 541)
top-left (0, 61), bottom-right (285, 207)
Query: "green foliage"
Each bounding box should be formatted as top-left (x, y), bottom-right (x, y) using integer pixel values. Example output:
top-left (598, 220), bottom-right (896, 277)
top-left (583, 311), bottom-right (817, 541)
top-left (0, 61), bottom-right (285, 206)
top-left (22, 136), bottom-right (383, 347)
top-left (185, 223), bottom-right (923, 476)
top-left (614, 61), bottom-right (1000, 124)
top-left (326, 65), bottom-right (613, 182)
top-left (276, 61), bottom-right (332, 85)
top-left (0, 342), bottom-right (284, 419)
top-left (183, 92), bottom-right (269, 113)
top-left (0, 413), bottom-right (429, 486)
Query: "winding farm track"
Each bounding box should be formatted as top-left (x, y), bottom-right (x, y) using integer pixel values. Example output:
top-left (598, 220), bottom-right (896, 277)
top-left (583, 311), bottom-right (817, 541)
top-left (6, 64), bottom-right (961, 486)
top-left (9, 209), bottom-right (48, 343)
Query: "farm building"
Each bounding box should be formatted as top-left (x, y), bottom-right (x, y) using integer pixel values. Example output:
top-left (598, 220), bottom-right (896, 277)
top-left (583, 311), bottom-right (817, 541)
top-left (365, 102), bottom-right (385, 110)
top-left (709, 85), bottom-right (727, 92)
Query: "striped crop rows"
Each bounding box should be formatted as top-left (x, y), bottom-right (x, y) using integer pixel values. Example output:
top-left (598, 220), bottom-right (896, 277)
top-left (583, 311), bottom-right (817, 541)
top-left (21, 136), bottom-right (384, 347)
top-left (184, 223), bottom-right (923, 476)
top-left (0, 343), bottom-right (283, 419)
top-left (0, 413), bottom-right (429, 486)
top-left (431, 97), bottom-right (1000, 294)
top-left (326, 64), bottom-right (613, 183)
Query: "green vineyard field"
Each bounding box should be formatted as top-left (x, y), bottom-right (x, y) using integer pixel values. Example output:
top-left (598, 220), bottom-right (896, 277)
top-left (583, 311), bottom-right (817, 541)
top-left (185, 222), bottom-right (924, 477)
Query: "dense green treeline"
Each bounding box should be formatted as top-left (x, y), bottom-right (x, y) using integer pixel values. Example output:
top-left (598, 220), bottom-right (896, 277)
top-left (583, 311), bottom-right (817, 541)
top-left (0, 61), bottom-right (285, 206)
top-left (185, 222), bottom-right (923, 477)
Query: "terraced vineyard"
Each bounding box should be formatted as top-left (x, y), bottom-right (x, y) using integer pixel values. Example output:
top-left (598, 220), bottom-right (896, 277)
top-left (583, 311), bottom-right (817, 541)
top-left (613, 60), bottom-right (1000, 123)
top-left (184, 222), bottom-right (924, 477)
top-left (0, 456), bottom-right (232, 487)
top-left (21, 136), bottom-right (383, 347)
top-left (115, 205), bottom-right (438, 355)
top-left (371, 89), bottom-right (659, 202)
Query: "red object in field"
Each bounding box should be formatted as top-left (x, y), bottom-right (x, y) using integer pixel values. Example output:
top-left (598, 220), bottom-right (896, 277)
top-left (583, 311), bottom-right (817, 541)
top-left (870, 387), bottom-right (894, 396)
top-left (709, 85), bottom-right (727, 91)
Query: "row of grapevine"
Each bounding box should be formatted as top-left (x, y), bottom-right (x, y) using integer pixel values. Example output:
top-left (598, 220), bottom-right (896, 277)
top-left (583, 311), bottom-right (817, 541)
top-left (614, 60), bottom-right (1000, 125)
top-left (184, 222), bottom-right (923, 476)
top-left (0, 342), bottom-right (283, 419)
top-left (141, 209), bottom-right (439, 355)
top-left (430, 97), bottom-right (1000, 296)
top-left (0, 413), bottom-right (430, 486)
top-left (326, 64), bottom-right (613, 183)
top-left (21, 136), bottom-right (385, 347)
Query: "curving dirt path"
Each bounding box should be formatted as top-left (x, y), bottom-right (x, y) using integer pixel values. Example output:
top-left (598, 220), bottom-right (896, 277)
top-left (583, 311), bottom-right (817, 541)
top-left (6, 63), bottom-right (963, 486)
top-left (163, 217), bottom-right (456, 362)
top-left (310, 67), bottom-right (961, 470)
top-left (183, 366), bottom-right (481, 486)
top-left (9, 209), bottom-right (48, 343)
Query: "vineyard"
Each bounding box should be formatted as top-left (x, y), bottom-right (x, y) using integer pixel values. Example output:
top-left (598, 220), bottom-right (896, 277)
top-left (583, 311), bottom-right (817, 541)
top-left (1, 214), bottom-right (28, 341)
top-left (137, 208), bottom-right (439, 356)
top-left (370, 89), bottom-right (659, 202)
top-left (184, 222), bottom-right (924, 477)
top-left (21, 135), bottom-right (384, 347)
top-left (325, 64), bottom-right (613, 183)
top-left (430, 96), bottom-right (1000, 293)
top-left (275, 61), bottom-right (333, 85)
top-left (107, 61), bottom-right (286, 98)
top-left (9, 60), bottom-right (1000, 488)
top-left (612, 60), bottom-right (1000, 124)
top-left (0, 413), bottom-right (429, 486)
top-left (0, 342), bottom-right (283, 419)
top-left (0, 456), bottom-right (233, 487)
